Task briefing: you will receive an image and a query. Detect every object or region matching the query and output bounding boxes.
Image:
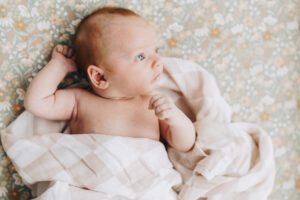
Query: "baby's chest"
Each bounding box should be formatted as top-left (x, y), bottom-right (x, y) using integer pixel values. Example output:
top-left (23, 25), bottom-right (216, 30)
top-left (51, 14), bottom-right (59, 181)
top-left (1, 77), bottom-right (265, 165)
top-left (73, 100), bottom-right (160, 140)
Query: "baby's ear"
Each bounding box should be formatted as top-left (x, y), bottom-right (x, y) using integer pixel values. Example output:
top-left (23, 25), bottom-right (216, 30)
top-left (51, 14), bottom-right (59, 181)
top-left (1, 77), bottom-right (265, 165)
top-left (87, 65), bottom-right (109, 89)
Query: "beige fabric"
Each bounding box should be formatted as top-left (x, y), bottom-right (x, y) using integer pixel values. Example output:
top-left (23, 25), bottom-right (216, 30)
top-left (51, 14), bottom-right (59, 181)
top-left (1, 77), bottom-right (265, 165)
top-left (1, 111), bottom-right (181, 200)
top-left (157, 58), bottom-right (275, 200)
top-left (1, 57), bottom-right (275, 200)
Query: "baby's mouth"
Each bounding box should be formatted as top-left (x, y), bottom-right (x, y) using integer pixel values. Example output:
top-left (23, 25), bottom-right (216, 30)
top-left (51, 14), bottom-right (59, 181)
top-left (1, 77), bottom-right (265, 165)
top-left (152, 73), bottom-right (161, 82)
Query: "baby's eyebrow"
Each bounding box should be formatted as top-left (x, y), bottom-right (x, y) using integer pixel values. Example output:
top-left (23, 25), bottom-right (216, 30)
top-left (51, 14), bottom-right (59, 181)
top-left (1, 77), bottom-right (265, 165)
top-left (130, 44), bottom-right (160, 55)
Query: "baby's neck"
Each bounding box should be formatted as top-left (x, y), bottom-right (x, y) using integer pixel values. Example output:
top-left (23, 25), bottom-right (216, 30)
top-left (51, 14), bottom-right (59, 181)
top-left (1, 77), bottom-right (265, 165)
top-left (91, 86), bottom-right (150, 101)
top-left (100, 95), bottom-right (138, 101)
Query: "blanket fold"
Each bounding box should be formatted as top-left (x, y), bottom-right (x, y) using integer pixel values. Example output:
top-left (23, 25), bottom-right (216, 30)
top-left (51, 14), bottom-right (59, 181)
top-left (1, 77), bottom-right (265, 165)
top-left (1, 57), bottom-right (275, 200)
top-left (1, 111), bottom-right (181, 199)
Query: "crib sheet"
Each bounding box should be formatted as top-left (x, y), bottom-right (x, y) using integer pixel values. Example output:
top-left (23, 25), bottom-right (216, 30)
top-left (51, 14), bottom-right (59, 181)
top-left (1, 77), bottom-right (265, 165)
top-left (0, 0), bottom-right (299, 199)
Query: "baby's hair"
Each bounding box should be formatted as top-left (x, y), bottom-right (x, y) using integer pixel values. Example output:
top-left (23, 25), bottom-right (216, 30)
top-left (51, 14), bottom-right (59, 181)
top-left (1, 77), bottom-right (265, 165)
top-left (73, 7), bottom-right (140, 76)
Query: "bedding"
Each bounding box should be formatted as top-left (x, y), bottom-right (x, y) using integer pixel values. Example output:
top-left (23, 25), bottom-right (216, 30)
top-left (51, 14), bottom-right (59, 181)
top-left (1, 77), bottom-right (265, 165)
top-left (0, 0), bottom-right (299, 199)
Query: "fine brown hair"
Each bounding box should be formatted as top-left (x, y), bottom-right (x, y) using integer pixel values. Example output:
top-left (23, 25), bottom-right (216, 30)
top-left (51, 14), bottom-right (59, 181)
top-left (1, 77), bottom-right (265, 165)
top-left (73, 7), bottom-right (140, 75)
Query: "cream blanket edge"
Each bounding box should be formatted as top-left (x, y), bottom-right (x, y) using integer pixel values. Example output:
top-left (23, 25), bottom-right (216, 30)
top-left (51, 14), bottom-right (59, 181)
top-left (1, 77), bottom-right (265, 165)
top-left (1, 57), bottom-right (275, 200)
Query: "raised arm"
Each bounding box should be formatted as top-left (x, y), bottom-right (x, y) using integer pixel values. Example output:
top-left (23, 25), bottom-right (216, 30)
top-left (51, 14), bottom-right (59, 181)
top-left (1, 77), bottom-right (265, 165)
top-left (24, 45), bottom-right (77, 120)
top-left (149, 94), bottom-right (196, 152)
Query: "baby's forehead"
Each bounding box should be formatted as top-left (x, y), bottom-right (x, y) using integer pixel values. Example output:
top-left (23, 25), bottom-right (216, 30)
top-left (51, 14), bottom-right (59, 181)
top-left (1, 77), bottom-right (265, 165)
top-left (102, 18), bottom-right (157, 47)
top-left (81, 14), bottom-right (158, 60)
top-left (102, 16), bottom-right (154, 36)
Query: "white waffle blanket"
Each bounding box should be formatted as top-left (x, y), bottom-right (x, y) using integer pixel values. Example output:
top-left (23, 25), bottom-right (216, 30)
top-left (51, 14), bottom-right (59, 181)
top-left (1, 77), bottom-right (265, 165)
top-left (1, 57), bottom-right (275, 200)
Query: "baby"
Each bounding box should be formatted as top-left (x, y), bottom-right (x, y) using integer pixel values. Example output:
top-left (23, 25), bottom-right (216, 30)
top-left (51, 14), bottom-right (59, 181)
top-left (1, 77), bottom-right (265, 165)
top-left (24, 6), bottom-right (196, 152)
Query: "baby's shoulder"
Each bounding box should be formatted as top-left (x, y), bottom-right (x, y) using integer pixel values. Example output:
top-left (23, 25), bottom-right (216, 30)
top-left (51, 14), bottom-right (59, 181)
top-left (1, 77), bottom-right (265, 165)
top-left (71, 88), bottom-right (97, 101)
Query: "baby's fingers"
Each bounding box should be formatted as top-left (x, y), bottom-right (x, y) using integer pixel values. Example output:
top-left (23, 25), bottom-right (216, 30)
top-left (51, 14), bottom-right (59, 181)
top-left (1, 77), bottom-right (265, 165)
top-left (156, 109), bottom-right (172, 120)
top-left (154, 103), bottom-right (171, 115)
top-left (149, 94), bottom-right (162, 109)
top-left (149, 94), bottom-right (170, 109)
top-left (67, 48), bottom-right (74, 58)
top-left (55, 44), bottom-right (64, 53)
top-left (54, 45), bottom-right (71, 56)
top-left (62, 46), bottom-right (69, 55)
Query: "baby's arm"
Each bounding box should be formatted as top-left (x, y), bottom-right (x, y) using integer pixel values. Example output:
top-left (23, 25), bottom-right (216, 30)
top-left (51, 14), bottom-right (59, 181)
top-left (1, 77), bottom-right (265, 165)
top-left (24, 45), bottom-right (77, 120)
top-left (149, 94), bottom-right (196, 152)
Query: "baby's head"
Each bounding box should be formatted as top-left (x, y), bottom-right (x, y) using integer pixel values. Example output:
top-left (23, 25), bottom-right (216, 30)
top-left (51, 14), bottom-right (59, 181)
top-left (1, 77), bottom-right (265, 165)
top-left (74, 7), bottom-right (163, 99)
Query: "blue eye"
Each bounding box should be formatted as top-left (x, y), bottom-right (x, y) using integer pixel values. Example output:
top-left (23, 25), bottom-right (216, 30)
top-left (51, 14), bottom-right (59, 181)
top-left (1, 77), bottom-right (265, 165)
top-left (135, 53), bottom-right (146, 62)
top-left (155, 47), bottom-right (160, 53)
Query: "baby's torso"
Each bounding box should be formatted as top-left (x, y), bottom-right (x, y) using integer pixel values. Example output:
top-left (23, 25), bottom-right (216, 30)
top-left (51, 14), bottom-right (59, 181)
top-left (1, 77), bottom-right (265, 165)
top-left (69, 89), bottom-right (160, 141)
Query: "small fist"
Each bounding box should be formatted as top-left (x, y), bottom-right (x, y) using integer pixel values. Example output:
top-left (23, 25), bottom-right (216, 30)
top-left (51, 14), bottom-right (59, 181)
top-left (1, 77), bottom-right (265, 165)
top-left (51, 44), bottom-right (77, 73)
top-left (149, 94), bottom-right (179, 124)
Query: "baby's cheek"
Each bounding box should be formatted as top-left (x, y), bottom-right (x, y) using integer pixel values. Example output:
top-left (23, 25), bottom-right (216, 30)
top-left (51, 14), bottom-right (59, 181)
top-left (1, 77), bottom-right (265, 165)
top-left (140, 74), bottom-right (152, 85)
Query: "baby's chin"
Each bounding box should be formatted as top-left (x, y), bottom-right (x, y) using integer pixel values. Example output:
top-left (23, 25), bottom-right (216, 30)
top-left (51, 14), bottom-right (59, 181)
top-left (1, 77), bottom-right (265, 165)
top-left (140, 89), bottom-right (154, 96)
top-left (141, 85), bottom-right (159, 96)
top-left (136, 77), bottom-right (162, 96)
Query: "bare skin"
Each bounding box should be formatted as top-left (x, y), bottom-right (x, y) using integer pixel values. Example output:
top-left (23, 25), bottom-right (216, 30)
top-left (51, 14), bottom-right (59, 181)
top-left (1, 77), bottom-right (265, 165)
top-left (24, 15), bottom-right (196, 152)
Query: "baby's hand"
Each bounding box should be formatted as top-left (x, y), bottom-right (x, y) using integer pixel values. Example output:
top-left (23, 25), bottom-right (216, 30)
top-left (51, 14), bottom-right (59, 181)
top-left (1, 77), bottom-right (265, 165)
top-left (51, 44), bottom-right (77, 73)
top-left (149, 94), bottom-right (181, 125)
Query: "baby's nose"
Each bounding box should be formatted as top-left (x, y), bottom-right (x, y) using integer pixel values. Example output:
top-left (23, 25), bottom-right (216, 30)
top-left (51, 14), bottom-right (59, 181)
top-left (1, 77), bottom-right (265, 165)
top-left (152, 56), bottom-right (162, 69)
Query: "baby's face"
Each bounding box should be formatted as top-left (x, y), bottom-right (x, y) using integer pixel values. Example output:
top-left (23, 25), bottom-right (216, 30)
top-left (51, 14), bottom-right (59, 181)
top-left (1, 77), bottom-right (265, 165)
top-left (99, 16), bottom-right (163, 97)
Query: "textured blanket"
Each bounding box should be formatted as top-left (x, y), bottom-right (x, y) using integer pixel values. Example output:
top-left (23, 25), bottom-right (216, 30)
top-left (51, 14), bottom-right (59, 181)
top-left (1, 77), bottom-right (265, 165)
top-left (1, 57), bottom-right (275, 200)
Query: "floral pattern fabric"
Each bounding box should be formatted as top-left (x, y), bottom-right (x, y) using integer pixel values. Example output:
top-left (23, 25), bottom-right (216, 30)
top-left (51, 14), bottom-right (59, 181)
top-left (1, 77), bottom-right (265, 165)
top-left (0, 0), bottom-right (299, 199)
